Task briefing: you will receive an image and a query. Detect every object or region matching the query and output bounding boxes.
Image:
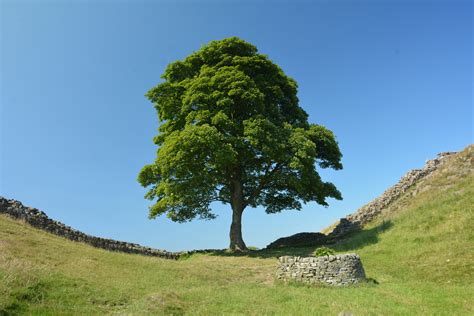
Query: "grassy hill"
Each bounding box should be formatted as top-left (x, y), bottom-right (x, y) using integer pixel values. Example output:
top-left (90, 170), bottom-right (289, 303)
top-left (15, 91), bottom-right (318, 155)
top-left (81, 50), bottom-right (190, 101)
top-left (1, 145), bottom-right (473, 315)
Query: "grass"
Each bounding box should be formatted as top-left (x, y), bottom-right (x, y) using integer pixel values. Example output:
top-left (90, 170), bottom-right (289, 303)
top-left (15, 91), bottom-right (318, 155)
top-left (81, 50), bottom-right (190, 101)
top-left (1, 146), bottom-right (473, 315)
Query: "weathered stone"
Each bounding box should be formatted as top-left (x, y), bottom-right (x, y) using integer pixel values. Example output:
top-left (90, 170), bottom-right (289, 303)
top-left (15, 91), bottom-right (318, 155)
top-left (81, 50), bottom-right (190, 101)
top-left (326, 151), bottom-right (457, 239)
top-left (276, 254), bottom-right (366, 286)
top-left (0, 196), bottom-right (181, 260)
top-left (266, 151), bottom-right (458, 248)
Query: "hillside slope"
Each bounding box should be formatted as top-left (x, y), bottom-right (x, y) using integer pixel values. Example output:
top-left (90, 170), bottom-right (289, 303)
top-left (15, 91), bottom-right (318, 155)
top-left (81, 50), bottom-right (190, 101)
top-left (1, 145), bottom-right (473, 315)
top-left (268, 147), bottom-right (465, 248)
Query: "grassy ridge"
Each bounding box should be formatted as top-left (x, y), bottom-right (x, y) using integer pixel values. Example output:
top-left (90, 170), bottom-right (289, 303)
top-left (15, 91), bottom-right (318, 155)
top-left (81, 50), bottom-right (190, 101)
top-left (1, 147), bottom-right (473, 315)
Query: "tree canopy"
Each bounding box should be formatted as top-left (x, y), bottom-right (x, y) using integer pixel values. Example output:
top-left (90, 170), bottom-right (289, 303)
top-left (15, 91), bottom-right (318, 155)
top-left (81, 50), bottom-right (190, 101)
top-left (138, 37), bottom-right (342, 250)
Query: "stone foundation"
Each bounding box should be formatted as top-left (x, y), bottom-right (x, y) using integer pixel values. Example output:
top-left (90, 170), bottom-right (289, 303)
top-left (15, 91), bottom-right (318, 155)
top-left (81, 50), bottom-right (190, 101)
top-left (276, 254), bottom-right (366, 286)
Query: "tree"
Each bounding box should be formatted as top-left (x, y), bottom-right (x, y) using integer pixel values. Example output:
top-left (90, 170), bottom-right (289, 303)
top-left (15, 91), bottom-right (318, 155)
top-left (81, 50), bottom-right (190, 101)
top-left (138, 37), bottom-right (342, 251)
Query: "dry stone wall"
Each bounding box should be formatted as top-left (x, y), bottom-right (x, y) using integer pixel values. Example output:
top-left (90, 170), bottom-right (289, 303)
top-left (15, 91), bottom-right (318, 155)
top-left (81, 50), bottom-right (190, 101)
top-left (0, 197), bottom-right (181, 260)
top-left (265, 151), bottom-right (457, 248)
top-left (327, 151), bottom-right (457, 239)
top-left (276, 254), bottom-right (366, 286)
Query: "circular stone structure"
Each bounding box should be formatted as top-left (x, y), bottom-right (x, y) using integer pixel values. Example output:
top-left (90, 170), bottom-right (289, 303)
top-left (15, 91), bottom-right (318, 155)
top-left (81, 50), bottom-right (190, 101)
top-left (276, 254), bottom-right (366, 286)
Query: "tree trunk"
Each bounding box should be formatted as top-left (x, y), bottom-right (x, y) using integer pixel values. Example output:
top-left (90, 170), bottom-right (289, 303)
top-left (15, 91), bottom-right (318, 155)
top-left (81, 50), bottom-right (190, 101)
top-left (229, 179), bottom-right (247, 251)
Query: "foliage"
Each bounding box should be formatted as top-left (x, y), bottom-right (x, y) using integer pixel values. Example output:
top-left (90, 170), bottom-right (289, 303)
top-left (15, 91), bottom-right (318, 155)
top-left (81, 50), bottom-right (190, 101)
top-left (138, 37), bottom-right (342, 248)
top-left (313, 246), bottom-right (335, 257)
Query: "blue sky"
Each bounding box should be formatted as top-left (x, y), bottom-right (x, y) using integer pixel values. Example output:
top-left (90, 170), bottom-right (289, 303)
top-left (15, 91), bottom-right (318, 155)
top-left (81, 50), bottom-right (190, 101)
top-left (1, 0), bottom-right (472, 251)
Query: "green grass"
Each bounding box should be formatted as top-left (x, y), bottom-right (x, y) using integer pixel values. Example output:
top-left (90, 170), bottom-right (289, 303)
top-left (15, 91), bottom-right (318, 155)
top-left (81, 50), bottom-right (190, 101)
top-left (1, 147), bottom-right (473, 315)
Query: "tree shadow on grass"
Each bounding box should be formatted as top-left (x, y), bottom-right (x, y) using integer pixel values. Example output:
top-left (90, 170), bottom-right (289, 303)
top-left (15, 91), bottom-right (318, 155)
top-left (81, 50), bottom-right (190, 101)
top-left (203, 220), bottom-right (393, 259)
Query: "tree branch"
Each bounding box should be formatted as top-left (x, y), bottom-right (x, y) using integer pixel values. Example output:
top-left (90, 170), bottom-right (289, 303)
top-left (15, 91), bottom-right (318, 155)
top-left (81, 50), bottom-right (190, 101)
top-left (243, 162), bottom-right (282, 208)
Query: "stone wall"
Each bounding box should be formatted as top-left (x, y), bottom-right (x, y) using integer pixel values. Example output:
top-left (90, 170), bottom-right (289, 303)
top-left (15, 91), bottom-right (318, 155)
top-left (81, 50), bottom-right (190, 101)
top-left (265, 151), bottom-right (458, 248)
top-left (0, 197), bottom-right (181, 260)
top-left (326, 151), bottom-right (457, 239)
top-left (276, 254), bottom-right (366, 286)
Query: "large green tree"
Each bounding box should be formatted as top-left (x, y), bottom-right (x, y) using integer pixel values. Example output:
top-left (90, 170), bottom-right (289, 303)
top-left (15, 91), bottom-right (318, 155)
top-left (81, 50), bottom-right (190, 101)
top-left (138, 37), bottom-right (342, 251)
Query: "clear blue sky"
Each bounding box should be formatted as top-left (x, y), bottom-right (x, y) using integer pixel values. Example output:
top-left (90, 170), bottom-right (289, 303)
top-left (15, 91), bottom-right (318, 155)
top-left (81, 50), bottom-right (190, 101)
top-left (1, 0), bottom-right (472, 251)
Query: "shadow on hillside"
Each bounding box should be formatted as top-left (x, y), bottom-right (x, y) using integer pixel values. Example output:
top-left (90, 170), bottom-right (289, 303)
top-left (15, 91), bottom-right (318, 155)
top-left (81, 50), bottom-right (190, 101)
top-left (204, 220), bottom-right (393, 259)
top-left (331, 220), bottom-right (393, 252)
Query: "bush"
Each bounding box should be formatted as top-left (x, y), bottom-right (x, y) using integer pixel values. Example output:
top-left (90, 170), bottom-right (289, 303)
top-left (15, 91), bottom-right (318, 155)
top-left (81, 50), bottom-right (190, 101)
top-left (313, 247), bottom-right (334, 257)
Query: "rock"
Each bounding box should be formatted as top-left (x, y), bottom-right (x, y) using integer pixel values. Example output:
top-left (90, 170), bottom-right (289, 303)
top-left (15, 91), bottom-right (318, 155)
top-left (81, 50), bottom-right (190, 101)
top-left (266, 232), bottom-right (328, 249)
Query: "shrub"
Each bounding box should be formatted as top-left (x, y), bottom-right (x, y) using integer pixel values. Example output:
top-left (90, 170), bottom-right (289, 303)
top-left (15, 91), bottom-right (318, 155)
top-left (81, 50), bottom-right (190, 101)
top-left (313, 247), bottom-right (335, 257)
